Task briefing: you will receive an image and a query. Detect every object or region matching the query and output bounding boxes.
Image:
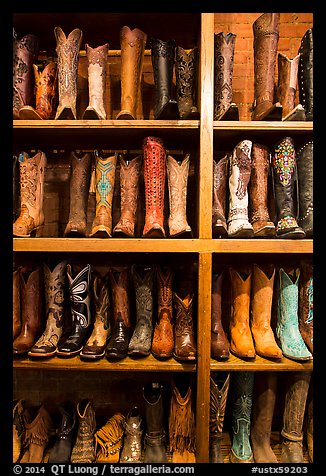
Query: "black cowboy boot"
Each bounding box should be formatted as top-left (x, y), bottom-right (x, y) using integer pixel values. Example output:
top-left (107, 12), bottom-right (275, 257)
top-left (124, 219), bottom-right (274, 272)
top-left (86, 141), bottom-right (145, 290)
top-left (296, 141), bottom-right (313, 238)
top-left (209, 372), bottom-right (230, 462)
top-left (48, 402), bottom-right (77, 463)
top-left (175, 46), bottom-right (199, 119)
top-left (143, 382), bottom-right (168, 463)
top-left (298, 29), bottom-right (313, 121)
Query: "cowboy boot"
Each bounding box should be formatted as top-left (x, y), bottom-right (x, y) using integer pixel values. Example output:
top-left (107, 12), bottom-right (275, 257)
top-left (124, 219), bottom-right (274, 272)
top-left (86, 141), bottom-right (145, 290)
top-left (21, 405), bottom-right (52, 463)
top-left (252, 13), bottom-right (281, 121)
top-left (276, 53), bottom-right (305, 121)
top-left (298, 29), bottom-right (313, 121)
top-left (128, 264), bottom-right (154, 356)
top-left (271, 137), bottom-right (305, 238)
top-left (167, 154), bottom-right (192, 237)
top-left (13, 151), bottom-right (47, 237)
top-left (248, 143), bottom-right (276, 237)
top-left (82, 43), bottom-right (108, 120)
top-left (13, 268), bottom-right (22, 341)
top-left (28, 260), bottom-right (68, 357)
top-left (281, 372), bottom-right (312, 463)
top-left (150, 38), bottom-right (179, 119)
top-left (13, 400), bottom-right (25, 463)
top-left (305, 379), bottom-right (313, 463)
top-left (13, 154), bottom-right (20, 222)
top-left (229, 267), bottom-right (255, 358)
top-left (175, 46), bottom-right (199, 119)
top-left (296, 140), bottom-right (313, 237)
top-left (251, 372), bottom-right (278, 462)
top-left (80, 273), bottom-right (110, 359)
top-left (143, 382), bottom-right (168, 463)
top-left (13, 266), bottom-right (43, 355)
top-left (94, 414), bottom-right (125, 462)
top-left (211, 273), bottom-right (229, 360)
top-left (142, 136), bottom-right (166, 238)
top-left (173, 293), bottom-right (196, 361)
top-left (13, 31), bottom-right (39, 119)
top-left (251, 264), bottom-right (282, 359)
top-left (113, 155), bottom-right (142, 237)
top-left (106, 266), bottom-right (131, 360)
top-left (64, 151), bottom-right (92, 237)
top-left (298, 261), bottom-right (313, 354)
top-left (19, 58), bottom-right (58, 120)
top-left (276, 268), bottom-right (312, 361)
top-left (152, 266), bottom-right (174, 359)
top-left (212, 155), bottom-right (228, 237)
top-left (209, 372), bottom-right (230, 463)
top-left (71, 399), bottom-right (96, 463)
top-left (229, 372), bottom-right (255, 463)
top-left (214, 32), bottom-right (239, 120)
top-left (116, 26), bottom-right (147, 119)
top-left (120, 407), bottom-right (143, 462)
top-left (48, 402), bottom-right (77, 463)
top-left (89, 152), bottom-right (117, 238)
top-left (54, 27), bottom-right (82, 120)
top-left (227, 140), bottom-right (254, 238)
top-left (57, 264), bottom-right (92, 356)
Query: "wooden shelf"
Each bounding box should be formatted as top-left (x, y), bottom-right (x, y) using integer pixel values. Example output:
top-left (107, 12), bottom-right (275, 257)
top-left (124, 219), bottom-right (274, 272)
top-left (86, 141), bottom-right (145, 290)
top-left (210, 355), bottom-right (313, 372)
top-left (213, 120), bottom-right (313, 131)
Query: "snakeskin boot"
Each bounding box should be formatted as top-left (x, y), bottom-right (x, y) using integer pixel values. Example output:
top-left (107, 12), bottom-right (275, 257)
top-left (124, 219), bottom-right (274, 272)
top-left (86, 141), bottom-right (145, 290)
top-left (152, 266), bottom-right (174, 359)
top-left (298, 29), bottom-right (313, 121)
top-left (120, 407), bottom-right (143, 462)
top-left (167, 154), bottom-right (192, 237)
top-left (83, 43), bottom-right (108, 120)
top-left (209, 372), bottom-right (230, 462)
top-left (71, 400), bottom-right (96, 463)
top-left (212, 155), bottom-right (228, 237)
top-left (175, 46), bottom-right (199, 119)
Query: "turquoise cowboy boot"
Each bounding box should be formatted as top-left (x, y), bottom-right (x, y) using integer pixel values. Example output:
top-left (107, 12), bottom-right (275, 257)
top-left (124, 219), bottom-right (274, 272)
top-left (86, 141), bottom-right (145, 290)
top-left (276, 268), bottom-right (312, 361)
top-left (229, 372), bottom-right (254, 463)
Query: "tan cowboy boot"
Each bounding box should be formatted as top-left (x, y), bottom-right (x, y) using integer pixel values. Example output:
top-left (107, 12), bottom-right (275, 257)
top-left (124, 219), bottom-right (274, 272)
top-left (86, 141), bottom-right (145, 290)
top-left (95, 414), bottom-right (125, 462)
top-left (167, 154), bottom-right (192, 237)
top-left (13, 151), bottom-right (47, 237)
top-left (83, 43), bottom-right (109, 120)
top-left (152, 266), bottom-right (174, 359)
top-left (276, 52), bottom-right (305, 121)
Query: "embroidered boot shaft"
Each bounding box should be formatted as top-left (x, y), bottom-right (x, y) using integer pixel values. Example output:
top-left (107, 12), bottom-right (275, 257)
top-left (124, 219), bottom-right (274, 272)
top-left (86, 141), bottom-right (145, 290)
top-left (152, 266), bottom-right (174, 359)
top-left (21, 405), bottom-right (52, 463)
top-left (212, 155), bottom-right (228, 237)
top-left (120, 407), bottom-right (143, 462)
top-left (13, 268), bottom-right (22, 341)
top-left (95, 413), bottom-right (125, 462)
top-left (13, 154), bottom-right (20, 222)
top-left (83, 43), bottom-right (108, 120)
top-left (209, 373), bottom-right (230, 463)
top-left (175, 46), bottom-right (199, 119)
top-left (276, 53), bottom-right (302, 119)
top-left (298, 262), bottom-right (313, 353)
top-left (48, 402), bottom-right (76, 463)
top-left (296, 141), bottom-right (313, 237)
top-left (167, 154), bottom-right (192, 237)
top-left (211, 272), bottom-right (229, 360)
top-left (173, 293), bottom-right (196, 361)
top-left (298, 29), bottom-right (313, 121)
top-left (13, 400), bottom-right (25, 463)
top-left (71, 399), bottom-right (96, 463)
top-left (117, 26), bottom-right (147, 119)
top-left (143, 383), bottom-right (168, 463)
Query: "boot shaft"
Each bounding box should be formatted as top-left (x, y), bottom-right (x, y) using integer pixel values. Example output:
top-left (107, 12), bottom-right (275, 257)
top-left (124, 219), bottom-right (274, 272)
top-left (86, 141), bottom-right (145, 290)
top-left (84, 43), bottom-right (108, 120)
top-left (94, 152), bottom-right (117, 214)
top-left (210, 373), bottom-right (230, 434)
top-left (33, 60), bottom-right (58, 119)
top-left (298, 262), bottom-right (313, 352)
top-left (282, 372), bottom-right (311, 442)
top-left (214, 32), bottom-right (236, 120)
top-left (44, 260), bottom-right (67, 321)
top-left (143, 383), bottom-right (165, 434)
top-left (175, 46), bottom-right (199, 119)
top-left (92, 274), bottom-right (110, 331)
top-left (132, 264), bottom-right (154, 323)
top-left (157, 266), bottom-right (173, 321)
top-left (13, 268), bottom-right (22, 340)
top-left (167, 154), bottom-right (191, 235)
top-left (276, 53), bottom-right (300, 117)
top-left (18, 151), bottom-right (47, 213)
top-left (229, 267), bottom-right (251, 322)
top-left (169, 382), bottom-right (196, 453)
top-left (228, 140), bottom-right (252, 222)
top-left (298, 29), bottom-right (313, 120)
top-left (296, 141), bottom-right (313, 236)
top-left (143, 136), bottom-right (166, 212)
top-left (278, 267), bottom-right (300, 323)
top-left (20, 266), bottom-right (43, 332)
top-left (251, 264), bottom-right (275, 323)
top-left (150, 38), bottom-right (176, 117)
top-left (212, 154), bottom-right (228, 223)
top-left (249, 143), bottom-right (272, 223)
top-left (108, 266), bottom-right (130, 327)
top-left (67, 263), bottom-right (91, 329)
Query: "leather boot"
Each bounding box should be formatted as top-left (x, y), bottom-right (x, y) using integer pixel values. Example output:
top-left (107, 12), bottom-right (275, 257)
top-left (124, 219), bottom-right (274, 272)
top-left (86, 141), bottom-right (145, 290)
top-left (94, 414), bottom-right (125, 462)
top-left (13, 266), bottom-right (43, 355)
top-left (128, 264), bottom-right (154, 356)
top-left (252, 13), bottom-right (281, 121)
top-left (229, 372), bottom-right (254, 463)
top-left (71, 399), bottom-right (96, 463)
top-left (83, 43), bottom-right (108, 120)
top-left (106, 266), bottom-right (131, 360)
top-left (296, 140), bottom-right (313, 237)
top-left (167, 154), bottom-right (192, 237)
top-left (150, 38), bottom-right (179, 119)
top-left (212, 155), bottom-right (228, 237)
top-left (298, 29), bottom-right (313, 121)
top-left (298, 261), bottom-right (313, 354)
top-left (276, 53), bottom-right (305, 121)
top-left (229, 267), bottom-right (255, 358)
top-left (173, 293), bottom-right (196, 361)
top-left (57, 264), bottom-right (92, 356)
top-left (116, 26), bottom-right (147, 120)
top-left (142, 136), bottom-right (166, 238)
top-left (20, 405), bottom-right (52, 463)
top-left (211, 272), bottom-right (229, 360)
top-left (209, 372), bottom-right (230, 463)
top-left (251, 372), bottom-right (278, 462)
top-left (169, 381), bottom-right (196, 462)
top-left (120, 406), bottom-right (142, 462)
top-left (13, 268), bottom-right (22, 340)
top-left (13, 400), bottom-right (25, 463)
top-left (113, 155), bottom-right (142, 237)
top-left (281, 372), bottom-right (312, 463)
top-left (251, 264), bottom-right (282, 359)
top-left (13, 151), bottom-right (47, 237)
top-left (13, 31), bottom-right (39, 119)
top-left (276, 268), bottom-right (312, 361)
top-left (227, 140), bottom-right (254, 238)
top-left (28, 260), bottom-right (68, 357)
top-left (175, 46), bottom-right (199, 119)
top-left (80, 273), bottom-right (110, 359)
top-left (64, 151), bottom-right (92, 237)
top-left (248, 143), bottom-right (276, 237)
top-left (19, 58), bottom-right (58, 120)
top-left (143, 382), bottom-right (168, 463)
top-left (89, 152), bottom-right (117, 238)
top-left (13, 154), bottom-right (20, 222)
top-left (54, 27), bottom-right (83, 120)
top-left (152, 266), bottom-right (174, 359)
top-left (305, 379), bottom-right (313, 463)
top-left (271, 137), bottom-right (305, 238)
top-left (48, 402), bottom-right (76, 463)
top-left (214, 32), bottom-right (239, 120)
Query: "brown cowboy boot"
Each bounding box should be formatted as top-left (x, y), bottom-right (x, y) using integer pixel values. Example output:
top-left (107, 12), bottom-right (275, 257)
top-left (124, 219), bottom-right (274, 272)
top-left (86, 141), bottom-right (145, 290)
top-left (175, 46), bottom-right (200, 119)
top-left (20, 405), bottom-right (52, 463)
top-left (71, 399), bottom-right (96, 463)
top-left (13, 151), bottom-right (47, 237)
top-left (212, 155), bottom-right (228, 237)
top-left (89, 152), bottom-right (117, 238)
top-left (173, 293), bottom-right (196, 361)
top-left (276, 53), bottom-right (305, 121)
top-left (13, 400), bottom-right (25, 463)
top-left (152, 266), bottom-right (174, 359)
top-left (83, 43), bottom-right (108, 120)
top-left (209, 372), bottom-right (230, 462)
top-left (305, 379), bottom-right (313, 463)
top-left (64, 151), bottom-right (92, 237)
top-left (249, 143), bottom-right (276, 237)
top-left (13, 268), bottom-right (22, 340)
top-left (211, 272), bottom-right (229, 360)
top-left (113, 155), bottom-right (142, 237)
top-left (54, 27), bottom-right (82, 120)
top-left (116, 26), bottom-right (147, 119)
top-left (251, 372), bottom-right (278, 462)
top-left (142, 136), bottom-right (166, 237)
top-left (143, 382), bottom-right (168, 463)
top-left (167, 154), bottom-right (192, 237)
top-left (298, 261), bottom-right (313, 354)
